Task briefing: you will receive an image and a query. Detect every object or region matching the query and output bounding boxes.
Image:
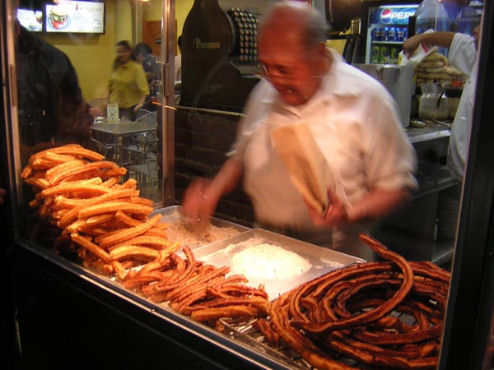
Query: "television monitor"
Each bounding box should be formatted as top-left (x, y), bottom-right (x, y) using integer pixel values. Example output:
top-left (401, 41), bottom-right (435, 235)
top-left (45, 1), bottom-right (104, 34)
top-left (17, 8), bottom-right (43, 32)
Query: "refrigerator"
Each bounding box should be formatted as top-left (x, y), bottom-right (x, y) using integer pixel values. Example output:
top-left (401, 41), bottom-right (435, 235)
top-left (360, 0), bottom-right (420, 65)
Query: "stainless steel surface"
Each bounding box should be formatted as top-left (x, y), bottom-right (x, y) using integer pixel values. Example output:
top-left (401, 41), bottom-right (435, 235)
top-left (406, 125), bottom-right (450, 144)
top-left (91, 120), bottom-right (157, 135)
top-left (220, 318), bottom-right (308, 369)
top-left (151, 205), bottom-right (250, 248)
top-left (176, 105), bottom-right (244, 118)
top-left (19, 242), bottom-right (292, 370)
top-left (193, 228), bottom-right (365, 300)
top-left (353, 63), bottom-right (415, 128)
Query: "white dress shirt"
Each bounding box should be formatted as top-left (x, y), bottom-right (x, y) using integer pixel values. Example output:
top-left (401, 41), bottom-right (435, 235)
top-left (447, 33), bottom-right (478, 180)
top-left (229, 50), bottom-right (417, 259)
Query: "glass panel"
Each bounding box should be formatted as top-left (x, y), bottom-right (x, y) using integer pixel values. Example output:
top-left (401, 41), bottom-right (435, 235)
top-left (7, 0), bottom-right (491, 367)
top-left (483, 309), bottom-right (494, 369)
top-left (15, 0), bottom-right (167, 248)
top-left (174, 0), bottom-right (486, 367)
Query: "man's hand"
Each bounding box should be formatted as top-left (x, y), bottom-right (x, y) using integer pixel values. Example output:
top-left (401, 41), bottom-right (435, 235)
top-left (306, 189), bottom-right (348, 228)
top-left (182, 178), bottom-right (218, 223)
top-left (403, 32), bottom-right (455, 58)
top-left (403, 34), bottom-right (426, 57)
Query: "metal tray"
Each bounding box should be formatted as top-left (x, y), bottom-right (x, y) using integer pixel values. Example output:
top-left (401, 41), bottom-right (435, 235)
top-left (220, 317), bottom-right (310, 369)
top-left (193, 228), bottom-right (365, 300)
top-left (151, 206), bottom-right (250, 249)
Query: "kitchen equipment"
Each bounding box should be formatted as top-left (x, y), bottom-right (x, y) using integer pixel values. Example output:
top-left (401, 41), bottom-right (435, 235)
top-left (180, 0), bottom-right (261, 112)
top-left (419, 83), bottom-right (449, 120)
top-left (354, 63), bottom-right (415, 127)
top-left (445, 87), bottom-right (462, 118)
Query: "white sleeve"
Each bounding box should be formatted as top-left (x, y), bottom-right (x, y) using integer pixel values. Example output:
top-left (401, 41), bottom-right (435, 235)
top-left (364, 93), bottom-right (418, 191)
top-left (227, 80), bottom-right (272, 161)
top-left (448, 33), bottom-right (477, 77)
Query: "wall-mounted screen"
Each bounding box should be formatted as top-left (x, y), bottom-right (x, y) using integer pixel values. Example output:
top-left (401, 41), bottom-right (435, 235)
top-left (17, 8), bottom-right (43, 32)
top-left (45, 1), bottom-right (104, 34)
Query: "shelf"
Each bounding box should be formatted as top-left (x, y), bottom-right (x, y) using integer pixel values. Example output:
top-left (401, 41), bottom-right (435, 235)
top-left (372, 41), bottom-right (403, 45)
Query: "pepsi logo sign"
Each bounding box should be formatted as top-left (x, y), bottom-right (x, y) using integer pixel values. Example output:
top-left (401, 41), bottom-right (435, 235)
top-left (380, 8), bottom-right (416, 23)
top-left (381, 8), bottom-right (393, 23)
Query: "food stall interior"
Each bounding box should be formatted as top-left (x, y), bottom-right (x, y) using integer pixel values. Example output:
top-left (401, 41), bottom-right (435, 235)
top-left (2, 0), bottom-right (494, 369)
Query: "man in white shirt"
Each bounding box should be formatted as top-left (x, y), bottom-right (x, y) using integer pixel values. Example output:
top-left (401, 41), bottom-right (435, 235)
top-left (183, 1), bottom-right (416, 259)
top-left (404, 26), bottom-right (480, 180)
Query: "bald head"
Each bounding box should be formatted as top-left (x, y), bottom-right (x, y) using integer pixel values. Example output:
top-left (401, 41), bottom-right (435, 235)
top-left (259, 1), bottom-right (329, 51)
top-left (256, 2), bottom-right (331, 106)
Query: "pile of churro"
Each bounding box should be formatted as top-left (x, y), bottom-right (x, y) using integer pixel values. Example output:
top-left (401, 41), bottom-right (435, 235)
top-left (22, 144), bottom-right (178, 277)
top-left (22, 144), bottom-right (269, 326)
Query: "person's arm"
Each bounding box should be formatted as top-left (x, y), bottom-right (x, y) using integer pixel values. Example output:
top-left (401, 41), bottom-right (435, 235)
top-left (182, 158), bottom-right (244, 221)
top-left (310, 89), bottom-right (417, 228)
top-left (403, 32), bottom-right (455, 56)
top-left (307, 187), bottom-right (410, 228)
top-left (134, 95), bottom-right (147, 112)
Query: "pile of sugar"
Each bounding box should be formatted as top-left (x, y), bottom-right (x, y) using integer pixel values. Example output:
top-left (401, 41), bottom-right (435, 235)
top-left (165, 219), bottom-right (241, 248)
top-left (230, 243), bottom-right (311, 280)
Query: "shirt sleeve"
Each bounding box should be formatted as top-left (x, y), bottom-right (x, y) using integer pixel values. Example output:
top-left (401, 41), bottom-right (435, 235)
top-left (135, 63), bottom-right (150, 97)
top-left (448, 33), bottom-right (477, 77)
top-left (227, 80), bottom-right (271, 161)
top-left (364, 93), bottom-right (418, 191)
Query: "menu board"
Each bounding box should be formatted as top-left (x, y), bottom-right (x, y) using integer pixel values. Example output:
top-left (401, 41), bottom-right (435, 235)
top-left (17, 9), bottom-right (43, 32)
top-left (45, 1), bottom-right (104, 34)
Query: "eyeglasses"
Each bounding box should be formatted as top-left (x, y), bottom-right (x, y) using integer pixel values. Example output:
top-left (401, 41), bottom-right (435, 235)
top-left (256, 62), bottom-right (299, 81)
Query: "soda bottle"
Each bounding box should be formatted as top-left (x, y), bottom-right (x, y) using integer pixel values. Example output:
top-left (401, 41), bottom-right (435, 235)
top-left (379, 45), bottom-right (389, 64)
top-left (388, 27), bottom-right (396, 42)
top-left (374, 27), bottom-right (382, 41)
top-left (389, 47), bottom-right (399, 64)
top-left (396, 27), bottom-right (404, 42)
top-left (371, 27), bottom-right (378, 41)
top-left (371, 45), bottom-right (380, 64)
top-left (383, 27), bottom-right (389, 41)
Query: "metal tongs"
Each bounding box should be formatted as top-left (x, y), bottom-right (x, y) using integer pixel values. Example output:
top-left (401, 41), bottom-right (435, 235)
top-left (436, 87), bottom-right (446, 108)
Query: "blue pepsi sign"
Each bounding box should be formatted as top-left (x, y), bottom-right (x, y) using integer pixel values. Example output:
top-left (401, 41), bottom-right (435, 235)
top-left (369, 5), bottom-right (418, 26)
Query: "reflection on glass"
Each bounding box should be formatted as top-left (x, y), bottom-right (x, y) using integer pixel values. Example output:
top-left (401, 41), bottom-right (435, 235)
top-left (483, 308), bottom-right (494, 369)
top-left (16, 0), bottom-right (165, 250)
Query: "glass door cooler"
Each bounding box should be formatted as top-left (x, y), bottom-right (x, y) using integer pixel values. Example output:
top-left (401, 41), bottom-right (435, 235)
top-left (360, 0), bottom-right (419, 64)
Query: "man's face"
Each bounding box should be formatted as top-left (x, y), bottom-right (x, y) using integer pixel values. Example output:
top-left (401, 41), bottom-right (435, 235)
top-left (258, 29), bottom-right (324, 106)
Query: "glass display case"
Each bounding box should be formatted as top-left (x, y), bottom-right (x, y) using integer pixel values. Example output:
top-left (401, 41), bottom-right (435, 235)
top-left (1, 0), bottom-right (494, 369)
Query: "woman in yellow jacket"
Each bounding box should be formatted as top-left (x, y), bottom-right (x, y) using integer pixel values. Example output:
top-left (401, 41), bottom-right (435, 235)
top-left (108, 40), bottom-right (149, 121)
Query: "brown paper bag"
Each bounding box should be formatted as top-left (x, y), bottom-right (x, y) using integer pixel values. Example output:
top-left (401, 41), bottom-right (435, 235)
top-left (271, 123), bottom-right (333, 215)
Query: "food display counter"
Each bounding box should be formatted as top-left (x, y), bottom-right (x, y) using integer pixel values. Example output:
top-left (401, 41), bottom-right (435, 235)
top-left (2, 1), bottom-right (494, 369)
